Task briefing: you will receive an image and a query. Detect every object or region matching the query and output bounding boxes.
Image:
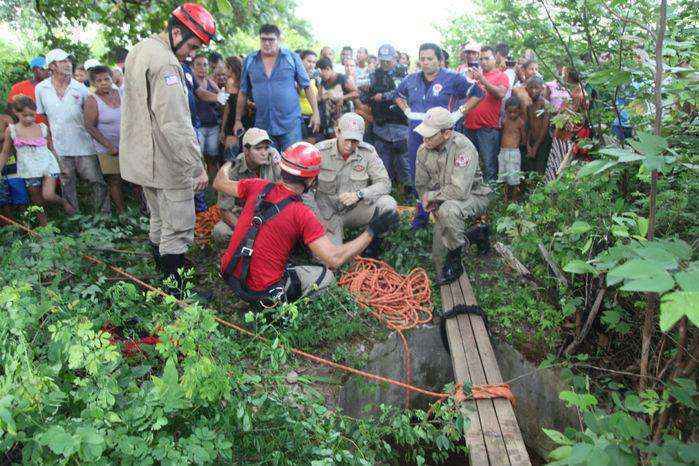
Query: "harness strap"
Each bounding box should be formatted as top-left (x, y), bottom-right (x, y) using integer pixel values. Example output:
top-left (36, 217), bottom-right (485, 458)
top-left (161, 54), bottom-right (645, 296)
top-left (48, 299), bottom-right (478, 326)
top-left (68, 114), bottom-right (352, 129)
top-left (439, 304), bottom-right (490, 354)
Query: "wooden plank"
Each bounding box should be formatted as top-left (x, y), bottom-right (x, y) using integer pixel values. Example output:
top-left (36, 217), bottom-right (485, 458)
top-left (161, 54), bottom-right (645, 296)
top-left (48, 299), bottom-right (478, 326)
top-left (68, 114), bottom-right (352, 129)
top-left (440, 282), bottom-right (488, 465)
top-left (449, 279), bottom-right (511, 466)
top-left (458, 274), bottom-right (531, 466)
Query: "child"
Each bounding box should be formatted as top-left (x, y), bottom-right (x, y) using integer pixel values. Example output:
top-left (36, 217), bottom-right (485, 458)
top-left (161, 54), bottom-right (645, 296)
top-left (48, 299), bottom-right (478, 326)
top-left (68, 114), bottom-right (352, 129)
top-left (0, 112), bottom-right (29, 218)
top-left (525, 77), bottom-right (551, 174)
top-left (0, 96), bottom-right (75, 225)
top-left (499, 96), bottom-right (525, 203)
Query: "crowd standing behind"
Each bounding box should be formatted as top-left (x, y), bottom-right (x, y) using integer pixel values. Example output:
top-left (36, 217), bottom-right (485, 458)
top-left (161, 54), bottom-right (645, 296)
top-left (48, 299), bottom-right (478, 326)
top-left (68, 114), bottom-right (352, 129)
top-left (1, 9), bottom-right (603, 301)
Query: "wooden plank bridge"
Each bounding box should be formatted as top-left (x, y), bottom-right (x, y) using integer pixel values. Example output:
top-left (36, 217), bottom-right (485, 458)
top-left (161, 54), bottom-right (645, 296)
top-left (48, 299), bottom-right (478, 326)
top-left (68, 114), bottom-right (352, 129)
top-left (440, 272), bottom-right (531, 466)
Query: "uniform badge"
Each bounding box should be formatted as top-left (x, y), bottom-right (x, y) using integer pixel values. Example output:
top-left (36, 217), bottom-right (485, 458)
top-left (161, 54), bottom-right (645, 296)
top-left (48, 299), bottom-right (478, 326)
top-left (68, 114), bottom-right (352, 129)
top-left (432, 83), bottom-right (443, 96)
top-left (455, 153), bottom-right (470, 167)
top-left (354, 165), bottom-right (365, 172)
top-left (164, 74), bottom-right (179, 86)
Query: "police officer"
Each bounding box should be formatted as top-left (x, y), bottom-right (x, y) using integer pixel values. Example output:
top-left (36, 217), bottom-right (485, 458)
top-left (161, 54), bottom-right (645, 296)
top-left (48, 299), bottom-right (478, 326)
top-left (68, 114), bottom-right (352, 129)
top-left (367, 44), bottom-right (410, 191)
top-left (212, 128), bottom-right (281, 244)
top-left (312, 113), bottom-right (397, 257)
top-left (414, 107), bottom-right (492, 285)
top-left (120, 3), bottom-right (216, 290)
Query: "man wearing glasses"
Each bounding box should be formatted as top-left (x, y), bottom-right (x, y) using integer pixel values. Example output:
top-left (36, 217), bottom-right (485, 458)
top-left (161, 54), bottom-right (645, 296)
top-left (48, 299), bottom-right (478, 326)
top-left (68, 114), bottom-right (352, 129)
top-left (464, 46), bottom-right (510, 182)
top-left (233, 24), bottom-right (320, 151)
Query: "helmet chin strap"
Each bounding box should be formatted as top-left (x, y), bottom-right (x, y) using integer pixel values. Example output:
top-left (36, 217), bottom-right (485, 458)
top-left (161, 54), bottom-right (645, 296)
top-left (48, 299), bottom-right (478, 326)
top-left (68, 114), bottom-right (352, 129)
top-left (168, 22), bottom-right (194, 55)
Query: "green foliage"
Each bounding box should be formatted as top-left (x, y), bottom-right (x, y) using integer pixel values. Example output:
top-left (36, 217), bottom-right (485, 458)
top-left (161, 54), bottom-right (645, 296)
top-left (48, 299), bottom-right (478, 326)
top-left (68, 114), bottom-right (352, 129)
top-left (0, 219), bottom-right (470, 464)
top-left (0, 53), bottom-right (27, 113)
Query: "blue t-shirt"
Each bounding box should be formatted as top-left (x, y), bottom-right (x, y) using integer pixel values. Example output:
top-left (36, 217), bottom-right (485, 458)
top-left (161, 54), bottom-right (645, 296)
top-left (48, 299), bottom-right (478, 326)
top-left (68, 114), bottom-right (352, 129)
top-left (240, 48), bottom-right (310, 136)
top-left (182, 62), bottom-right (200, 129)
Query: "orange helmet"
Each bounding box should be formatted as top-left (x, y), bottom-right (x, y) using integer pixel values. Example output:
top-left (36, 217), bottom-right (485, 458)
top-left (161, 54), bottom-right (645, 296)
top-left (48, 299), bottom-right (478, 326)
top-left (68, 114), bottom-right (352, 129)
top-left (171, 3), bottom-right (216, 46)
top-left (280, 142), bottom-right (322, 178)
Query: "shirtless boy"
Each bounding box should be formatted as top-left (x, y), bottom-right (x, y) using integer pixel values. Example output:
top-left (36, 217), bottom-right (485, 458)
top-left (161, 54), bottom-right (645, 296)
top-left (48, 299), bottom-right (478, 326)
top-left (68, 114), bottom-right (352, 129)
top-left (499, 96), bottom-right (525, 203)
top-left (525, 77), bottom-right (551, 174)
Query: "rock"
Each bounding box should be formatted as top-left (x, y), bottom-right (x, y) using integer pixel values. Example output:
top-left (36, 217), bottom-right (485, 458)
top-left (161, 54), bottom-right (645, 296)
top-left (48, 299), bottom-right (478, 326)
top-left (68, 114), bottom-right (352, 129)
top-left (492, 340), bottom-right (579, 459)
top-left (338, 325), bottom-right (453, 417)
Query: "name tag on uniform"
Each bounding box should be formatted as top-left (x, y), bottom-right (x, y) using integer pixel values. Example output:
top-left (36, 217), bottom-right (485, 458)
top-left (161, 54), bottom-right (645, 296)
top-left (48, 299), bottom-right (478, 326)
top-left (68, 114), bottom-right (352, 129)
top-left (164, 74), bottom-right (179, 86)
top-left (455, 153), bottom-right (470, 167)
top-left (354, 165), bottom-right (365, 171)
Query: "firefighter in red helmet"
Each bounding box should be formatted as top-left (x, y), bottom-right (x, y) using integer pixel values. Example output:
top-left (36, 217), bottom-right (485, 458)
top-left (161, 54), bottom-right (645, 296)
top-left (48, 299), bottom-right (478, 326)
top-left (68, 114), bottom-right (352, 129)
top-left (216, 141), bottom-right (399, 305)
top-left (121, 4), bottom-right (217, 295)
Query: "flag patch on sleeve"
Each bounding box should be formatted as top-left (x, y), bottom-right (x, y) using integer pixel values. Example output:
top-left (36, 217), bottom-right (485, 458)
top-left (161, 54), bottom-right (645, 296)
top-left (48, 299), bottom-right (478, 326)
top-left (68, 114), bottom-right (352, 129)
top-left (164, 74), bottom-right (179, 86)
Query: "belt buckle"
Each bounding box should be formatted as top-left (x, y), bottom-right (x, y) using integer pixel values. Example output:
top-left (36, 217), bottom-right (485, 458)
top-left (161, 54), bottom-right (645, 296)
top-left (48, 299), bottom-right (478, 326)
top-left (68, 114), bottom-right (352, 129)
top-left (251, 216), bottom-right (262, 226)
top-left (260, 287), bottom-right (285, 309)
top-left (240, 246), bottom-right (253, 256)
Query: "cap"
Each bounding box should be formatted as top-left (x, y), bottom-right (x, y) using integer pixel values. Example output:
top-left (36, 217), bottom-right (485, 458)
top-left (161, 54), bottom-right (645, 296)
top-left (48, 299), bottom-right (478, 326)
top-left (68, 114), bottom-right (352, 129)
top-left (84, 59), bottom-right (102, 70)
top-left (45, 49), bottom-right (70, 66)
top-left (377, 44), bottom-right (397, 61)
top-left (337, 113), bottom-right (365, 141)
top-left (29, 57), bottom-right (46, 69)
top-left (461, 41), bottom-right (481, 53)
top-left (414, 107), bottom-right (454, 137)
top-left (242, 128), bottom-right (272, 147)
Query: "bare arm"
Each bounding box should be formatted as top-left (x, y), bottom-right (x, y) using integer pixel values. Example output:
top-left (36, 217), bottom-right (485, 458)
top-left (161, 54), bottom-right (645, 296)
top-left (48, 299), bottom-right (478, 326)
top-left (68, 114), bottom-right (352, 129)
top-left (484, 80), bottom-right (507, 100)
top-left (234, 90), bottom-right (247, 125)
top-left (342, 80), bottom-right (359, 102)
top-left (213, 162), bottom-right (239, 197)
top-left (83, 95), bottom-right (117, 154)
top-left (195, 78), bottom-right (220, 103)
top-left (461, 95), bottom-right (482, 115)
top-left (308, 232), bottom-right (373, 269)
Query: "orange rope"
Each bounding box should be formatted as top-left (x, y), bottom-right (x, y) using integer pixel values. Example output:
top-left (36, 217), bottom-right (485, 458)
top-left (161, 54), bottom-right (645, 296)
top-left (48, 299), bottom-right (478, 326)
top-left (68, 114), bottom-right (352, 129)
top-left (195, 205), bottom-right (221, 239)
top-left (338, 257), bottom-right (433, 407)
top-left (0, 214), bottom-right (515, 408)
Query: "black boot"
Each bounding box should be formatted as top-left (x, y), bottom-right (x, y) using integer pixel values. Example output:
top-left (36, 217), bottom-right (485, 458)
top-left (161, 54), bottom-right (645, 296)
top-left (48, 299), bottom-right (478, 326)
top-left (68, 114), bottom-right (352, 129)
top-left (363, 237), bottom-right (382, 259)
top-left (160, 253), bottom-right (186, 298)
top-left (149, 241), bottom-right (162, 272)
top-left (436, 247), bottom-right (463, 286)
top-left (466, 224), bottom-right (491, 255)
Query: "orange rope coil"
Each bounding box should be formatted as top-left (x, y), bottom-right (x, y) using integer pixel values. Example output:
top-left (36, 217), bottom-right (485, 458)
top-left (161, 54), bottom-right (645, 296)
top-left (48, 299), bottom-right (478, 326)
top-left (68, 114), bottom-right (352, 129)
top-left (195, 205), bottom-right (221, 238)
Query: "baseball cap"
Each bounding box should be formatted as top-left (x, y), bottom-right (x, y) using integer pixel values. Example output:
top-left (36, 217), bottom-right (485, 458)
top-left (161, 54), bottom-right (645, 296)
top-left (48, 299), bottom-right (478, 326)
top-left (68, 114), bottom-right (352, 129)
top-left (414, 107), bottom-right (454, 137)
top-left (337, 112), bottom-right (365, 141)
top-left (84, 59), bottom-right (102, 70)
top-left (29, 56), bottom-right (46, 69)
top-left (242, 128), bottom-right (272, 147)
top-left (45, 49), bottom-right (70, 66)
top-left (461, 41), bottom-right (481, 53)
top-left (377, 44), bottom-right (397, 61)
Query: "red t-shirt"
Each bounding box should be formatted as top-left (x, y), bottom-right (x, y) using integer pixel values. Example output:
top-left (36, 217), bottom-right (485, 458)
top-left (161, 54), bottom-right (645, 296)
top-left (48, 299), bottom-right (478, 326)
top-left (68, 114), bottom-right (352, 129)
top-left (7, 80), bottom-right (47, 124)
top-left (220, 179), bottom-right (325, 291)
top-left (465, 70), bottom-right (509, 130)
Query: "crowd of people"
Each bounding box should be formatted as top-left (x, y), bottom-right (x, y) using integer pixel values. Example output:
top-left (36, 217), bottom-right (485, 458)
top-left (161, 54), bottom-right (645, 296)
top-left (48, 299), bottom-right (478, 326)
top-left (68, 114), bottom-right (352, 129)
top-left (0, 3), bottom-right (601, 305)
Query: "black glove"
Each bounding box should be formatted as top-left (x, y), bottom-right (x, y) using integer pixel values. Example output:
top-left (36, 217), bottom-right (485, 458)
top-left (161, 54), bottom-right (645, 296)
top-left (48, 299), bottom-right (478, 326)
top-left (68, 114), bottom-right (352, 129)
top-left (367, 208), bottom-right (399, 238)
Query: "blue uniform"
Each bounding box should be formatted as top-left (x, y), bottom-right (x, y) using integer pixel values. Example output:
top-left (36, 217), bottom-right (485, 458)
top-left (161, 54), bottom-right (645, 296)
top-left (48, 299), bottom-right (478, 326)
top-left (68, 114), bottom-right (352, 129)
top-left (384, 68), bottom-right (483, 188)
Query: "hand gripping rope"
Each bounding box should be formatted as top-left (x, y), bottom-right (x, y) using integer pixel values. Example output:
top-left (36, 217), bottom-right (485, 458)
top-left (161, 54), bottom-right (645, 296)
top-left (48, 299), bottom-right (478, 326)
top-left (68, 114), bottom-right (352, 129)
top-left (0, 214), bottom-right (515, 410)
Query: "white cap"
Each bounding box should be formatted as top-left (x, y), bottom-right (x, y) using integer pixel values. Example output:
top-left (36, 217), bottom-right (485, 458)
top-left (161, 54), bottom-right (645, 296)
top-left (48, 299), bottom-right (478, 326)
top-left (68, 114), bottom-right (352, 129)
top-left (45, 49), bottom-right (70, 67)
top-left (84, 59), bottom-right (102, 70)
top-left (337, 112), bottom-right (365, 141)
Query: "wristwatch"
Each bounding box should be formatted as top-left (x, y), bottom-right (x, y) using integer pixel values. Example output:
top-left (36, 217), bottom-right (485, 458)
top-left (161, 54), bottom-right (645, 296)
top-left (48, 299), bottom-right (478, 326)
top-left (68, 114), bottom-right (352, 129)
top-left (356, 190), bottom-right (364, 200)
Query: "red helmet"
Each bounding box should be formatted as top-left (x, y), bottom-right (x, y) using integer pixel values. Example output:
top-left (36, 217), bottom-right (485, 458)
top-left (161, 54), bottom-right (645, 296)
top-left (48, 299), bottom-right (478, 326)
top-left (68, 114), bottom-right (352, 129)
top-left (172, 3), bottom-right (216, 46)
top-left (280, 142), bottom-right (322, 178)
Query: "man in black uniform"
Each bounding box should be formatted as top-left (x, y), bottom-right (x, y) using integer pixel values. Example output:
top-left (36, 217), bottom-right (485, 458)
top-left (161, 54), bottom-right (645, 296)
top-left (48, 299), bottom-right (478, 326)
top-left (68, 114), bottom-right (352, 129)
top-left (367, 44), bottom-right (410, 190)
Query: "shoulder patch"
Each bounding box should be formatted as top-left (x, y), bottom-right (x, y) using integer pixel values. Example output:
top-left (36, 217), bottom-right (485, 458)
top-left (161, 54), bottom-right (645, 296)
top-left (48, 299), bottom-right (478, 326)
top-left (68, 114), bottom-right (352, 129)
top-left (455, 152), bottom-right (470, 167)
top-left (164, 74), bottom-right (179, 86)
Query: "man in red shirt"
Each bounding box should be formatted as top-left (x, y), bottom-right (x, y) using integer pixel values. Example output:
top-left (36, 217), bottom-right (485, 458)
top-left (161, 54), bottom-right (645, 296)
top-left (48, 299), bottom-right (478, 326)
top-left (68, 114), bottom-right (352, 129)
top-left (215, 141), bottom-right (398, 305)
top-left (7, 57), bottom-right (49, 124)
top-left (465, 46), bottom-right (509, 182)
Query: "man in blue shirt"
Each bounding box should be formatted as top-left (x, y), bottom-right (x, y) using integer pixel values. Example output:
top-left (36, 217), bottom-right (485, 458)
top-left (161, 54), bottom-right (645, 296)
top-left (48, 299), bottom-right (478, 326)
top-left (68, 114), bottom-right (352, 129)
top-left (379, 43), bottom-right (483, 228)
top-left (233, 24), bottom-right (320, 151)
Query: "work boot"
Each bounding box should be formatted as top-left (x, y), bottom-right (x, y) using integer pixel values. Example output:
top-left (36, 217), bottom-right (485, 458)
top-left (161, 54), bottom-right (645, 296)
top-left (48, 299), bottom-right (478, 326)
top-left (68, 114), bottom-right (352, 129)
top-left (160, 253), bottom-right (186, 298)
top-left (149, 241), bottom-right (162, 272)
top-left (363, 237), bottom-right (382, 259)
top-left (436, 247), bottom-right (463, 286)
top-left (466, 223), bottom-right (491, 255)
top-left (411, 203), bottom-right (429, 230)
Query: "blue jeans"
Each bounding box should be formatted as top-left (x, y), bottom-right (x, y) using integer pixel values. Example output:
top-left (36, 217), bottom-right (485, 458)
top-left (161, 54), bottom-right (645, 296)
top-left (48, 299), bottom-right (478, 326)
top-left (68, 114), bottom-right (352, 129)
top-left (466, 128), bottom-right (501, 182)
top-left (375, 137), bottom-right (411, 186)
top-left (271, 119), bottom-right (303, 152)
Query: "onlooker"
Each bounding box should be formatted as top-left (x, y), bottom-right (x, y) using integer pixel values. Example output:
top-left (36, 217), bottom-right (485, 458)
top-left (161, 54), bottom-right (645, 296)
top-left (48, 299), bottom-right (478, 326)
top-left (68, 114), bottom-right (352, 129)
top-left (219, 56), bottom-right (250, 161)
top-left (7, 56), bottom-right (49, 124)
top-left (344, 58), bottom-right (357, 84)
top-left (317, 57), bottom-right (359, 137)
top-left (355, 47), bottom-right (371, 88)
top-left (320, 46), bottom-right (334, 62)
top-left (338, 46), bottom-right (353, 73)
top-left (367, 55), bottom-right (379, 73)
top-left (464, 45), bottom-right (510, 182)
top-left (234, 24), bottom-right (320, 150)
top-left (84, 66), bottom-right (125, 214)
top-left (192, 54), bottom-right (222, 179)
top-left (524, 77), bottom-right (551, 174)
top-left (112, 67), bottom-right (124, 90)
top-left (298, 50), bottom-right (322, 142)
top-left (519, 60), bottom-right (539, 85)
top-left (398, 52), bottom-right (410, 69)
top-left (495, 43), bottom-right (516, 89)
top-left (455, 42), bottom-right (480, 76)
top-left (440, 49), bottom-right (450, 69)
top-left (0, 112), bottom-right (29, 216)
top-left (111, 47), bottom-right (128, 72)
top-left (35, 49), bottom-right (109, 214)
top-left (0, 96), bottom-right (74, 225)
top-left (74, 65), bottom-right (88, 86)
top-left (498, 96), bottom-right (525, 203)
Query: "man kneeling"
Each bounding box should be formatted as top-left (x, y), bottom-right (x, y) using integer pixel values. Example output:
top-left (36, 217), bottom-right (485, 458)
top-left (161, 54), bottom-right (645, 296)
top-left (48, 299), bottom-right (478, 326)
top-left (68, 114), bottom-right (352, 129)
top-left (215, 141), bottom-right (398, 305)
top-left (414, 107), bottom-right (492, 285)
